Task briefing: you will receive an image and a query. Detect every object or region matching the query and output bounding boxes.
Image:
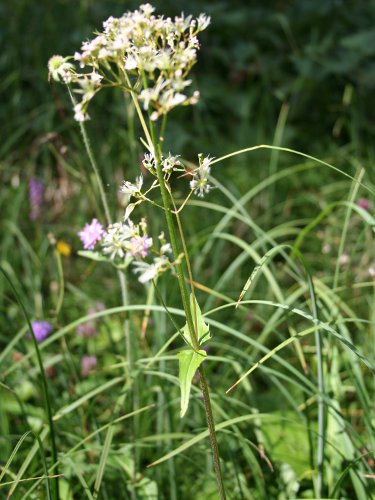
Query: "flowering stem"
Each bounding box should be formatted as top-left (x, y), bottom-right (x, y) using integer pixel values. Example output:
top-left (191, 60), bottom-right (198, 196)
top-left (149, 126), bottom-right (197, 349)
top-left (148, 121), bottom-right (226, 499)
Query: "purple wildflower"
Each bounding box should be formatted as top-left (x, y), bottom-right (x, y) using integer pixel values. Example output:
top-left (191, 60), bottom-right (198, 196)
top-left (81, 355), bottom-right (97, 377)
top-left (357, 198), bottom-right (371, 211)
top-left (29, 178), bottom-right (45, 220)
top-left (78, 218), bottom-right (104, 250)
top-left (30, 320), bottom-right (53, 342)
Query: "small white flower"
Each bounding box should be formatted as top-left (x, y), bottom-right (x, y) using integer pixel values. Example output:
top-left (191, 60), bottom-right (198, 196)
top-left (98, 48), bottom-right (110, 59)
top-left (143, 152), bottom-right (156, 171)
top-left (139, 3), bottom-right (155, 16)
top-left (133, 261), bottom-right (158, 283)
top-left (61, 70), bottom-right (74, 83)
top-left (197, 14), bottom-right (211, 31)
top-left (189, 36), bottom-right (200, 48)
top-left (101, 222), bottom-right (135, 259)
top-left (161, 153), bottom-right (181, 173)
top-left (160, 243), bottom-right (172, 254)
top-left (133, 256), bottom-right (168, 283)
top-left (73, 102), bottom-right (89, 122)
top-left (190, 90), bottom-right (200, 105)
top-left (48, 55), bottom-right (75, 82)
top-left (120, 175), bottom-right (143, 196)
top-left (190, 154), bottom-right (214, 197)
top-left (90, 71), bottom-right (103, 85)
top-left (124, 54), bottom-right (137, 70)
top-left (190, 178), bottom-right (212, 198)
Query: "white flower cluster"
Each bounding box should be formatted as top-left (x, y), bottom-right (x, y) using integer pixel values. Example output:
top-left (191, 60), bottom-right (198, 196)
top-left (48, 4), bottom-right (210, 122)
top-left (102, 218), bottom-right (152, 260)
top-left (142, 151), bottom-right (182, 177)
top-left (101, 217), bottom-right (172, 283)
top-left (139, 151), bottom-right (213, 196)
top-left (190, 154), bottom-right (213, 197)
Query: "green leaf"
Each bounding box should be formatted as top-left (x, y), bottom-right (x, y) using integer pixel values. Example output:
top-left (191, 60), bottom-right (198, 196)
top-left (77, 250), bottom-right (109, 262)
top-left (77, 251), bottom-right (132, 269)
top-left (182, 294), bottom-right (211, 347)
top-left (177, 349), bottom-right (207, 418)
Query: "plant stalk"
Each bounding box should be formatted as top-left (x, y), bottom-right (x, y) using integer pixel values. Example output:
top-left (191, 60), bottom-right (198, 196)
top-left (149, 122), bottom-right (226, 499)
top-left (199, 365), bottom-right (226, 500)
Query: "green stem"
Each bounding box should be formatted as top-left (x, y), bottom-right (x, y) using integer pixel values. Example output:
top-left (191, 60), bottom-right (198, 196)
top-left (148, 121), bottom-right (226, 499)
top-left (170, 195), bottom-right (199, 343)
top-left (149, 125), bottom-right (197, 349)
top-left (121, 71), bottom-right (153, 149)
top-left (199, 365), bottom-right (226, 500)
top-left (67, 86), bottom-right (111, 225)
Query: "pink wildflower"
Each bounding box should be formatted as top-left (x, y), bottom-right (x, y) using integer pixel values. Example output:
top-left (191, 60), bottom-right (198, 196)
top-left (81, 355), bottom-right (97, 377)
top-left (78, 218), bottom-right (104, 250)
top-left (357, 198), bottom-right (371, 211)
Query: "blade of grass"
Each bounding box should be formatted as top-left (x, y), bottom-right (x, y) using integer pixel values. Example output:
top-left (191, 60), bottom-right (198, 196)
top-left (148, 414), bottom-right (273, 468)
top-left (7, 427), bottom-right (49, 498)
top-left (1, 267), bottom-right (59, 500)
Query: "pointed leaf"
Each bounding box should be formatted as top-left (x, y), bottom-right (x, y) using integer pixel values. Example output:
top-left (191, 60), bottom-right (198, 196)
top-left (177, 349), bottom-right (207, 417)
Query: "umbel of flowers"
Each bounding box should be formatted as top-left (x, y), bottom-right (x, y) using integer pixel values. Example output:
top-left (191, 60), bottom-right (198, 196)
top-left (48, 3), bottom-right (210, 122)
top-left (78, 216), bottom-right (173, 284)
